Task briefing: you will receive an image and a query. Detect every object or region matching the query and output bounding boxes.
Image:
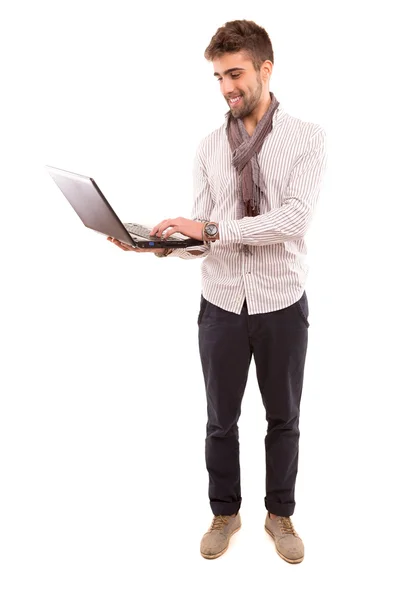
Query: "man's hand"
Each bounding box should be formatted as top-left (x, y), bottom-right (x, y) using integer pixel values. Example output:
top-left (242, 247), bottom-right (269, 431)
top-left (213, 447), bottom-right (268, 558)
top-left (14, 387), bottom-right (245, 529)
top-left (150, 218), bottom-right (204, 241)
top-left (107, 237), bottom-right (164, 254)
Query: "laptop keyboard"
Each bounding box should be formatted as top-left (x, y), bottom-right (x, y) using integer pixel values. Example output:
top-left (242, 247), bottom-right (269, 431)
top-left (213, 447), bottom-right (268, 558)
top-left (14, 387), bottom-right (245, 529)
top-left (124, 222), bottom-right (184, 241)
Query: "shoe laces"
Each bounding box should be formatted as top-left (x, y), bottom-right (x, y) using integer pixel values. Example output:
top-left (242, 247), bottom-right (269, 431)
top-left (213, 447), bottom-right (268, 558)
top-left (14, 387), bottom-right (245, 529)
top-left (279, 517), bottom-right (297, 536)
top-left (209, 515), bottom-right (230, 531)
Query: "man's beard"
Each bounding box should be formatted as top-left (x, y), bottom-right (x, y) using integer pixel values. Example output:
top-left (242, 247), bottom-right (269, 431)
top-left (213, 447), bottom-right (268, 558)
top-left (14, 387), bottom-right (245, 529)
top-left (228, 76), bottom-right (263, 119)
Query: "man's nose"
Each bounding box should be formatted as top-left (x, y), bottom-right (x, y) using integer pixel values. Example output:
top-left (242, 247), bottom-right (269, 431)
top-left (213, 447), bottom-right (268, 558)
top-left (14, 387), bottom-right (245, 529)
top-left (221, 79), bottom-right (236, 96)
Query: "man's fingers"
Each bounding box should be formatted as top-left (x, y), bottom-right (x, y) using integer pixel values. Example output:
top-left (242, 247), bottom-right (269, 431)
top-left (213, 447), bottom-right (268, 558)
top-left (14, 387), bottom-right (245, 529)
top-left (164, 226), bottom-right (179, 240)
top-left (107, 237), bottom-right (135, 251)
top-left (151, 219), bottom-right (172, 237)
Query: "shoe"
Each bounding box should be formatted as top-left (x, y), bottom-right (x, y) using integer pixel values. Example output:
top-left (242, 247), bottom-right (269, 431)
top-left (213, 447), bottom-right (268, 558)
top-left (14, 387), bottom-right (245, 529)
top-left (264, 512), bottom-right (304, 564)
top-left (200, 512), bottom-right (241, 559)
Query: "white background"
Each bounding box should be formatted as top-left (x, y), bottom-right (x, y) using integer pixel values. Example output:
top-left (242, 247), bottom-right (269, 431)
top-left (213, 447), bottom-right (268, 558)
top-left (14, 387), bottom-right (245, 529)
top-left (1, 0), bottom-right (399, 598)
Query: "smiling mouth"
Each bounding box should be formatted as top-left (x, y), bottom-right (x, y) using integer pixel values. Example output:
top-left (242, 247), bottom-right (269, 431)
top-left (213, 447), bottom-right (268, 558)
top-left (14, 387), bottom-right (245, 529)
top-left (228, 95), bottom-right (242, 106)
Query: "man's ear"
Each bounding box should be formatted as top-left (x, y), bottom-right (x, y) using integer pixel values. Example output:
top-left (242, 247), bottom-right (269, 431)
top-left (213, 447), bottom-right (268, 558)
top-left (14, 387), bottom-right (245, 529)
top-left (261, 60), bottom-right (273, 82)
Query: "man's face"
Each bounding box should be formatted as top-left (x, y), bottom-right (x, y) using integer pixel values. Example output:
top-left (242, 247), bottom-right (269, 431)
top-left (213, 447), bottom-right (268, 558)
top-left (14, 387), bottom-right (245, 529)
top-left (213, 52), bottom-right (264, 119)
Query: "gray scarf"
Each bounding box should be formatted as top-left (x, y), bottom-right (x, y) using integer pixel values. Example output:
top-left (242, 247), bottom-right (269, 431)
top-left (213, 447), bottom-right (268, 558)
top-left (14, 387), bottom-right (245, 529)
top-left (226, 92), bottom-right (280, 218)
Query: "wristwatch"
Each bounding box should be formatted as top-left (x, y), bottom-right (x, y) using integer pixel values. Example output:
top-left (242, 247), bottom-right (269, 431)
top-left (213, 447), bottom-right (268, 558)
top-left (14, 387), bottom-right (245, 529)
top-left (203, 221), bottom-right (219, 243)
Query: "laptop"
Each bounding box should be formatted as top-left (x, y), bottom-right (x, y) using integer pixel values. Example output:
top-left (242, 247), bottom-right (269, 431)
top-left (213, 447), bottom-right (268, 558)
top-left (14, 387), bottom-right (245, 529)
top-left (45, 166), bottom-right (204, 249)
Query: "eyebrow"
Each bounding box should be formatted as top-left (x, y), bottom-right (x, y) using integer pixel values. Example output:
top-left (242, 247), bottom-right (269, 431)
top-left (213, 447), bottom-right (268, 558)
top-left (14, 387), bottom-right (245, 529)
top-left (213, 67), bottom-right (246, 77)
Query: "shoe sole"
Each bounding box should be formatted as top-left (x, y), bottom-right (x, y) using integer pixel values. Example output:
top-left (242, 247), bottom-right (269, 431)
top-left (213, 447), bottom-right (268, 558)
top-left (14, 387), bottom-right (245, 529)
top-left (200, 524), bottom-right (242, 560)
top-left (264, 526), bottom-right (304, 564)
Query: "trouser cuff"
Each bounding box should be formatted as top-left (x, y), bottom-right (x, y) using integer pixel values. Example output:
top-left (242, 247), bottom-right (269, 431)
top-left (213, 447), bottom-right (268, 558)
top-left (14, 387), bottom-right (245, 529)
top-left (265, 499), bottom-right (295, 517)
top-left (211, 501), bottom-right (241, 516)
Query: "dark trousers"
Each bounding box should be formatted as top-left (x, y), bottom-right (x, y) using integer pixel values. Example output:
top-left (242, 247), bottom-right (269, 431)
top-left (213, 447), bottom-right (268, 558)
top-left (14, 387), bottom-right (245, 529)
top-left (198, 292), bottom-right (309, 517)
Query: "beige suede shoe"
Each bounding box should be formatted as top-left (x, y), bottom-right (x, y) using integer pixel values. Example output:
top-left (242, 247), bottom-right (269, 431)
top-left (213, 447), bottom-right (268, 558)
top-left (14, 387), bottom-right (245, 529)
top-left (200, 512), bottom-right (241, 559)
top-left (265, 512), bottom-right (304, 564)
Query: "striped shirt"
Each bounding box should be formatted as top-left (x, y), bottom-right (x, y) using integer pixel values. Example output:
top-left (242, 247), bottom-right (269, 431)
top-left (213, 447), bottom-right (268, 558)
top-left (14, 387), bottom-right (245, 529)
top-left (168, 103), bottom-right (327, 315)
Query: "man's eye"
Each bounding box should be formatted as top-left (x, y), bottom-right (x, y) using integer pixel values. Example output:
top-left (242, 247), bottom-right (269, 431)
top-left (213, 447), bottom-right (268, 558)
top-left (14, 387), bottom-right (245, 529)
top-left (216, 73), bottom-right (240, 82)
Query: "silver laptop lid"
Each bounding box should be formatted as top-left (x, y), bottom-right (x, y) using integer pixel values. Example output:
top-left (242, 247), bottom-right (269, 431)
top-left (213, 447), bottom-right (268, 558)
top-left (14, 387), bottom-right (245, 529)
top-left (46, 165), bottom-right (135, 246)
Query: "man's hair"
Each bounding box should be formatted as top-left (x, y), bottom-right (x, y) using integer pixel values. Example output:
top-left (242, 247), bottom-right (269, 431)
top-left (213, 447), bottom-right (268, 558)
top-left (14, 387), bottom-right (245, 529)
top-left (204, 20), bottom-right (274, 72)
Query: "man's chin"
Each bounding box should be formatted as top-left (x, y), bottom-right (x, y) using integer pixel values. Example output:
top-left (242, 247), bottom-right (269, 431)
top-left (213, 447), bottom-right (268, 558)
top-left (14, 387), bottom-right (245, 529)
top-left (229, 107), bottom-right (247, 119)
top-left (228, 103), bottom-right (243, 117)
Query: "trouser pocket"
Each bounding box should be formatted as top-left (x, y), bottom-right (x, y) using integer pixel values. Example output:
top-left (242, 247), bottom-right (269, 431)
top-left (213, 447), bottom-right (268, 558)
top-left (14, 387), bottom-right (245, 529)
top-left (295, 291), bottom-right (310, 327)
top-left (198, 294), bottom-right (207, 326)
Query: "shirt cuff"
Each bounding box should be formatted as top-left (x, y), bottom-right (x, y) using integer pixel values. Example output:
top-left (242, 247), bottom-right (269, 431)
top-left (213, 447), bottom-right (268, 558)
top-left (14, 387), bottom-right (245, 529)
top-left (219, 220), bottom-right (243, 244)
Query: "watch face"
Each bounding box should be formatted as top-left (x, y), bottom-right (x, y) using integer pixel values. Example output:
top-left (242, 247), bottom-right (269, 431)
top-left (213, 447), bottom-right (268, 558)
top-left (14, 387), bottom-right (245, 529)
top-left (205, 224), bottom-right (218, 236)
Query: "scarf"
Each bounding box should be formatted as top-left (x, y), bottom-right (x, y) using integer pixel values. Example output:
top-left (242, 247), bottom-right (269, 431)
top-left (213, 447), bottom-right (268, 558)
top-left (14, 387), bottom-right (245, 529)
top-left (226, 91), bottom-right (280, 218)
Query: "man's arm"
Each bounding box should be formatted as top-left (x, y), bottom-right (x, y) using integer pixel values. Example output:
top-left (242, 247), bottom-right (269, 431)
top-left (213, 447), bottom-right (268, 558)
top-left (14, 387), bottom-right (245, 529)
top-left (162, 140), bottom-right (213, 259)
top-left (218, 128), bottom-right (327, 246)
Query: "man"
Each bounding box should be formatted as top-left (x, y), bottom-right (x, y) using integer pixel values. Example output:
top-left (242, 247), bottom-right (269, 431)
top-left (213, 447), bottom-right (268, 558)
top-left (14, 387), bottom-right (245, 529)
top-left (108, 19), bottom-right (327, 564)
